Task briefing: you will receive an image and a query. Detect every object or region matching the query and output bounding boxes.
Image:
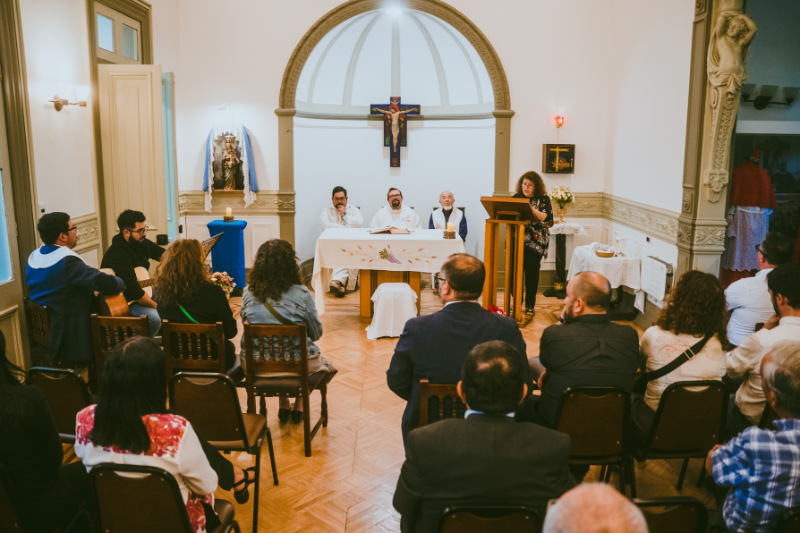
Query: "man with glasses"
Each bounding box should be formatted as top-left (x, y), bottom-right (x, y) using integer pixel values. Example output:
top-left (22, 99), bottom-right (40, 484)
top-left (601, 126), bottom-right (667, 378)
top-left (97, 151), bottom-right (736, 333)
top-left (726, 232), bottom-right (794, 347)
top-left (27, 212), bottom-right (124, 364)
top-left (100, 210), bottom-right (165, 336)
top-left (369, 187), bottom-right (421, 230)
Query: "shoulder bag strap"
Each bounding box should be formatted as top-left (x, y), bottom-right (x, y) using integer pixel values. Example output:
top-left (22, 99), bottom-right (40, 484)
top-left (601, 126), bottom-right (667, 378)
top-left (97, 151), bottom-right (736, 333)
top-left (178, 305), bottom-right (217, 343)
top-left (643, 335), bottom-right (712, 382)
top-left (261, 299), bottom-right (295, 327)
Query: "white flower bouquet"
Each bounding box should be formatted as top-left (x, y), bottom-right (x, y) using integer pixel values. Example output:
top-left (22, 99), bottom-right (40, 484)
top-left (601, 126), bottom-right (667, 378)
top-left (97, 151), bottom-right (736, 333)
top-left (211, 271), bottom-right (236, 297)
top-left (549, 185), bottom-right (575, 208)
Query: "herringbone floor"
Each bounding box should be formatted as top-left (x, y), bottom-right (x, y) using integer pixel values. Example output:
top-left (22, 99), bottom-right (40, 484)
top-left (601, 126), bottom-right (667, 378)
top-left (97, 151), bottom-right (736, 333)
top-left (209, 287), bottom-right (717, 532)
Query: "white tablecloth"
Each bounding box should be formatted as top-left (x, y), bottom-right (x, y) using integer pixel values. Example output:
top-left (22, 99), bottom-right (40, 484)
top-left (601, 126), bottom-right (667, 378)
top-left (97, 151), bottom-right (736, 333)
top-left (550, 222), bottom-right (588, 236)
top-left (567, 245), bottom-right (645, 312)
top-left (312, 228), bottom-right (466, 314)
top-left (365, 283), bottom-right (418, 339)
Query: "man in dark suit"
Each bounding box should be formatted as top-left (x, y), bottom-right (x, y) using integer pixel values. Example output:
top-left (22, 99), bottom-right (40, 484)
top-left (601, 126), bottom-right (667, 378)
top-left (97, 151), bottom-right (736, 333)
top-left (393, 341), bottom-right (576, 533)
top-left (387, 254), bottom-right (532, 438)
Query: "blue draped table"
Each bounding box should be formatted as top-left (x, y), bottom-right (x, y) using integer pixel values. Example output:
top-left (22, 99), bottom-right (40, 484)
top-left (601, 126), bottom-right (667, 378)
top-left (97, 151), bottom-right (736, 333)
top-left (207, 220), bottom-right (248, 291)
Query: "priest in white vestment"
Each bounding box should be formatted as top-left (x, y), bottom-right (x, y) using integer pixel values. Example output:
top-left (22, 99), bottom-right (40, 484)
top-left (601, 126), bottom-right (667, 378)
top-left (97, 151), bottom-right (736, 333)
top-left (428, 190), bottom-right (467, 240)
top-left (369, 187), bottom-right (422, 230)
top-left (320, 186), bottom-right (363, 295)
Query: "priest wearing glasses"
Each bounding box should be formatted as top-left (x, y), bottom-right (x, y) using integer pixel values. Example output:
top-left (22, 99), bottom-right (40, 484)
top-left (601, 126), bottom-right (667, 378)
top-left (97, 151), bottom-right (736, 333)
top-left (369, 188), bottom-right (422, 230)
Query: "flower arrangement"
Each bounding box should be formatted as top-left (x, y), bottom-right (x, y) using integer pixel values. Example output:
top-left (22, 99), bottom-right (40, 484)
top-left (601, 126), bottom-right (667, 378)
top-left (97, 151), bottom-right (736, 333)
top-left (549, 185), bottom-right (575, 208)
top-left (211, 271), bottom-right (236, 298)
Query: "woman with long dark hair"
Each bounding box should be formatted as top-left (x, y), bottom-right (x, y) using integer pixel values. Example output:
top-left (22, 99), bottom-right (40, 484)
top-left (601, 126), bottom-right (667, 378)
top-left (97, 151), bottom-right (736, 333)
top-left (0, 330), bottom-right (88, 532)
top-left (631, 271), bottom-right (729, 443)
top-left (74, 336), bottom-right (254, 533)
top-left (512, 171), bottom-right (554, 315)
top-left (241, 239), bottom-right (336, 424)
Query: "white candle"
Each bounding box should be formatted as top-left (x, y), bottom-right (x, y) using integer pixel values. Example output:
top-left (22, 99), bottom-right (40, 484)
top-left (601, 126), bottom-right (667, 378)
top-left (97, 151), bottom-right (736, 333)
top-left (225, 207), bottom-right (232, 218)
top-left (446, 222), bottom-right (454, 232)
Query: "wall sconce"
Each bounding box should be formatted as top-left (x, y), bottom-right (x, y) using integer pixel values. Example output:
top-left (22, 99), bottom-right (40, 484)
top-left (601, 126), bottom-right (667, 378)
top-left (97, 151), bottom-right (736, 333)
top-left (49, 84), bottom-right (90, 111)
top-left (555, 116), bottom-right (565, 128)
top-left (742, 84), bottom-right (797, 109)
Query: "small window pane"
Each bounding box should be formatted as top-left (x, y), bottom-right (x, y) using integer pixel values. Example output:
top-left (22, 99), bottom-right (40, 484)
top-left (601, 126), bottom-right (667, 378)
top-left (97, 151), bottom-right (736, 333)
top-left (123, 24), bottom-right (138, 60)
top-left (0, 174), bottom-right (13, 283)
top-left (97, 14), bottom-right (114, 52)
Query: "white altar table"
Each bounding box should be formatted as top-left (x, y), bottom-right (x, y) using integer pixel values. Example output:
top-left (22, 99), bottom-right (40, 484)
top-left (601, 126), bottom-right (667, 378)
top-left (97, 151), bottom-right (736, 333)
top-left (312, 228), bottom-right (466, 315)
top-left (567, 245), bottom-right (645, 312)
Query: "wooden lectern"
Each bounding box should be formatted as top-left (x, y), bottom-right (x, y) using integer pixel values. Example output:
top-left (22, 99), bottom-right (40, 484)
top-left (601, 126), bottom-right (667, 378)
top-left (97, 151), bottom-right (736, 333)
top-left (480, 197), bottom-right (536, 326)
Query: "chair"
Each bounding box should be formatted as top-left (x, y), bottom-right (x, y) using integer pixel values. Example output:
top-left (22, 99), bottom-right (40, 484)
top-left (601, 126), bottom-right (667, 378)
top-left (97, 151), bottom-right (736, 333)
top-left (162, 320), bottom-right (228, 377)
top-left (0, 463), bottom-right (90, 533)
top-left (553, 387), bottom-right (630, 494)
top-left (91, 314), bottom-right (150, 392)
top-left (634, 497), bottom-right (708, 533)
top-left (365, 283), bottom-right (418, 339)
top-left (631, 381), bottom-right (727, 495)
top-left (419, 380), bottom-right (465, 427)
top-left (776, 505), bottom-right (800, 533)
top-left (28, 368), bottom-right (92, 443)
top-left (243, 322), bottom-right (334, 457)
top-left (90, 462), bottom-right (240, 533)
top-left (436, 506), bottom-right (539, 533)
top-left (23, 297), bottom-right (50, 356)
top-left (169, 372), bottom-right (277, 533)
top-left (759, 403), bottom-right (780, 430)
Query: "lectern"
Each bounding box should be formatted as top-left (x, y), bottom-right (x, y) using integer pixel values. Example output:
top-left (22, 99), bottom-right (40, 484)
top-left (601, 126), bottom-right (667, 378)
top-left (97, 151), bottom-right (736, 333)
top-left (481, 197), bottom-right (536, 326)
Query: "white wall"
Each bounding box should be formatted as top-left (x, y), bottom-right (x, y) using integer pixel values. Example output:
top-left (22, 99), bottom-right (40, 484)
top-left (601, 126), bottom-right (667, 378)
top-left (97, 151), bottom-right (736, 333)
top-left (294, 118), bottom-right (494, 262)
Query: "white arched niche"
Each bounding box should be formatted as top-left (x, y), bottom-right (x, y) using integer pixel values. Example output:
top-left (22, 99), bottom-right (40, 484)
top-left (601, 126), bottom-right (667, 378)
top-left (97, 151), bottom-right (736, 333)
top-left (294, 6), bottom-right (496, 263)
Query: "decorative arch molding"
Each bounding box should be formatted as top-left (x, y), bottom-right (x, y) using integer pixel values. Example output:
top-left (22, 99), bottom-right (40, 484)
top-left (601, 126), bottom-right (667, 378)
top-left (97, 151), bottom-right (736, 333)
top-left (278, 0), bottom-right (511, 111)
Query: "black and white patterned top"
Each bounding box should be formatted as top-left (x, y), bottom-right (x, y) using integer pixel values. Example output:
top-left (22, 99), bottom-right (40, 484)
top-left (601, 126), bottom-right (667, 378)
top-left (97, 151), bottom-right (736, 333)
top-left (513, 193), bottom-right (554, 258)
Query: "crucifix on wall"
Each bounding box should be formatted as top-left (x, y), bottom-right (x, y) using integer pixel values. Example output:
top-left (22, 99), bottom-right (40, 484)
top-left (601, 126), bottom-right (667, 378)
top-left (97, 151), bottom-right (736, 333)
top-left (371, 97), bottom-right (420, 167)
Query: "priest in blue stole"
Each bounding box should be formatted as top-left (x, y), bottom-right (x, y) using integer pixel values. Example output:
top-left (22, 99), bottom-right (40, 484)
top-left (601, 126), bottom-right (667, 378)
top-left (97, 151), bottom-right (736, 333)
top-left (26, 212), bottom-right (124, 363)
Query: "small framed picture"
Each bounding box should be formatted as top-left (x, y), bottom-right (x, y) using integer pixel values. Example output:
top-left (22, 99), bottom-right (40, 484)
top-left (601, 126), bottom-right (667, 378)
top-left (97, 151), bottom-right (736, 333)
top-left (542, 144), bottom-right (575, 174)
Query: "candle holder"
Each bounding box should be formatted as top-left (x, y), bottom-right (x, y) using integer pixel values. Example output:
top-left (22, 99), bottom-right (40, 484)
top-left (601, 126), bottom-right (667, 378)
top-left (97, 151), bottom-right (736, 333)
top-left (224, 214), bottom-right (234, 222)
top-left (443, 230), bottom-right (456, 239)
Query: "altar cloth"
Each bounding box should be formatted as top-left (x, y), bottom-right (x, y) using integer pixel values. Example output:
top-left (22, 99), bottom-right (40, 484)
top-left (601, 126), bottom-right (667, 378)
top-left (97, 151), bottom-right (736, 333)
top-left (312, 228), bottom-right (465, 314)
top-left (207, 220), bottom-right (247, 291)
top-left (567, 245), bottom-right (645, 312)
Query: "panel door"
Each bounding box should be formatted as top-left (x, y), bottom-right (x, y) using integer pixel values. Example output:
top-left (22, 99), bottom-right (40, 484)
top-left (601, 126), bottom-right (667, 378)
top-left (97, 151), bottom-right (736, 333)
top-left (98, 64), bottom-right (168, 244)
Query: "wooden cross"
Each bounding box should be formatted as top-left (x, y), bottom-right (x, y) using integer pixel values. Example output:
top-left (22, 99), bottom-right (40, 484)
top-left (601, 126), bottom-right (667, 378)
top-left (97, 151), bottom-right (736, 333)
top-left (370, 96), bottom-right (420, 167)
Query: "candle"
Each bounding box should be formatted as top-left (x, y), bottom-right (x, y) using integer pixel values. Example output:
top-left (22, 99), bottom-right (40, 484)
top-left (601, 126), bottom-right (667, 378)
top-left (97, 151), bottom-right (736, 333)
top-left (446, 222), bottom-right (454, 232)
top-left (225, 207), bottom-right (232, 218)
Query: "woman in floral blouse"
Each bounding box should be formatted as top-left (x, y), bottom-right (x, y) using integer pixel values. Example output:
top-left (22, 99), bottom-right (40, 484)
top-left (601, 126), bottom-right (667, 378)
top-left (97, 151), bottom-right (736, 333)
top-left (513, 171), bottom-right (554, 315)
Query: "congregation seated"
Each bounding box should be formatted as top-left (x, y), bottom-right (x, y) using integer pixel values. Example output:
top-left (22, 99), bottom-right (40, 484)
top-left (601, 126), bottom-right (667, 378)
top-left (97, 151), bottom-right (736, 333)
top-left (631, 270), bottom-right (729, 443)
top-left (708, 340), bottom-right (800, 533)
top-left (393, 340), bottom-right (575, 533)
top-left (386, 253), bottom-right (532, 439)
top-left (0, 330), bottom-right (90, 533)
top-left (726, 232), bottom-right (793, 347)
top-left (154, 238), bottom-right (238, 372)
top-left (240, 239), bottom-right (336, 424)
top-left (74, 336), bottom-right (254, 533)
top-left (726, 262), bottom-right (800, 437)
top-left (100, 209), bottom-right (166, 337)
top-left (26, 212), bottom-right (124, 365)
top-left (542, 483), bottom-right (648, 533)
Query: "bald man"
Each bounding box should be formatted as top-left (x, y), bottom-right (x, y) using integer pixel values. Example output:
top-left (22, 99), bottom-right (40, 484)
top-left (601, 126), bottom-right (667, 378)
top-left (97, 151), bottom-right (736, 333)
top-left (428, 191), bottom-right (467, 241)
top-left (519, 272), bottom-right (639, 479)
top-left (543, 484), bottom-right (648, 533)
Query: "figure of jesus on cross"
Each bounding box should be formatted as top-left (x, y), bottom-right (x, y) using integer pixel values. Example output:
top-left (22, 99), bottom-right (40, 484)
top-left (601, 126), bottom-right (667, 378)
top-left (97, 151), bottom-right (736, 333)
top-left (371, 96), bottom-right (420, 167)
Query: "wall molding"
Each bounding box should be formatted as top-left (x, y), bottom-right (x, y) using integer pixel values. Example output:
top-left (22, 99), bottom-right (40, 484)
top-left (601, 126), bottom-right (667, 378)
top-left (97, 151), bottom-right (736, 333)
top-left (179, 190), bottom-right (296, 217)
top-left (72, 212), bottom-right (101, 254)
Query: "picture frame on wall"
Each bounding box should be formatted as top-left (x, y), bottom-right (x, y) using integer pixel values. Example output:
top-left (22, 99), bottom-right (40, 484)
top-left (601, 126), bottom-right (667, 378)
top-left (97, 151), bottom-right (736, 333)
top-left (542, 144), bottom-right (575, 174)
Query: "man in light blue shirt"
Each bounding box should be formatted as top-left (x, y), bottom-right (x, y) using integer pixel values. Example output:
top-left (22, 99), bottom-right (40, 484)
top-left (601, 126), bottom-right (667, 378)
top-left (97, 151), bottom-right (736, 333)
top-left (726, 232), bottom-right (793, 346)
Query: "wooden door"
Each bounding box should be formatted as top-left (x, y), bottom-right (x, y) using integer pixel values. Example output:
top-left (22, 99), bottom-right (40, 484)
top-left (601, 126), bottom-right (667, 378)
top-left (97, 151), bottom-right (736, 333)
top-left (98, 64), bottom-right (168, 245)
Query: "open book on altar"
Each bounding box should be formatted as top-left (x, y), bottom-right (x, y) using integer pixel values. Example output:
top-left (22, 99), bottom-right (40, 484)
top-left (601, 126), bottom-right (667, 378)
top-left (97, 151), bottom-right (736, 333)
top-left (369, 226), bottom-right (410, 235)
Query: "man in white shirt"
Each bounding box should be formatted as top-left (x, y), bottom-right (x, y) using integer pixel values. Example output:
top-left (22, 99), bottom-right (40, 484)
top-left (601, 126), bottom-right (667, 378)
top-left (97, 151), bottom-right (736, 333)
top-left (320, 186), bottom-right (363, 296)
top-left (369, 188), bottom-right (421, 230)
top-left (726, 232), bottom-right (793, 346)
top-left (726, 263), bottom-right (800, 437)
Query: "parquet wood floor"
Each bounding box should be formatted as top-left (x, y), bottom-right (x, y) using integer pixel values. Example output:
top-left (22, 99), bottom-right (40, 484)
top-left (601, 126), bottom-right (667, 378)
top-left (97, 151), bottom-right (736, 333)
top-left (66, 287), bottom-right (717, 532)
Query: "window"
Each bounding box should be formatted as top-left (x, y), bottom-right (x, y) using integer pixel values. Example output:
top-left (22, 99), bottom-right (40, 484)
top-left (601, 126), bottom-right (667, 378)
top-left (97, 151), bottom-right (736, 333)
top-left (0, 173), bottom-right (13, 283)
top-left (97, 14), bottom-right (114, 52)
top-left (94, 2), bottom-right (142, 65)
top-left (122, 24), bottom-right (138, 60)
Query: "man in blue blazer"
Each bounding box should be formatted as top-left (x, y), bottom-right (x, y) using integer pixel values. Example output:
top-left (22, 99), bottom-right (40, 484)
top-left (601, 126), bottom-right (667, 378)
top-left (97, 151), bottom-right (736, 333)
top-left (387, 253), bottom-right (532, 438)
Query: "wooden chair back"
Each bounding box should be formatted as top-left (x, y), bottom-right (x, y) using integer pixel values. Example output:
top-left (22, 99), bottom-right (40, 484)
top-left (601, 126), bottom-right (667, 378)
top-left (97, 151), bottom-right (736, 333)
top-left (643, 381), bottom-right (727, 454)
top-left (23, 297), bottom-right (50, 348)
top-left (161, 320), bottom-right (227, 376)
top-left (776, 505), bottom-right (800, 533)
top-left (91, 314), bottom-right (149, 389)
top-left (419, 380), bottom-right (465, 427)
top-left (436, 506), bottom-right (539, 533)
top-left (634, 497), bottom-right (708, 533)
top-left (759, 403), bottom-right (780, 430)
top-left (554, 386), bottom-right (629, 458)
top-left (28, 368), bottom-right (91, 443)
top-left (0, 464), bottom-right (26, 532)
top-left (243, 322), bottom-right (308, 413)
top-left (168, 372), bottom-right (251, 449)
top-left (90, 463), bottom-right (195, 533)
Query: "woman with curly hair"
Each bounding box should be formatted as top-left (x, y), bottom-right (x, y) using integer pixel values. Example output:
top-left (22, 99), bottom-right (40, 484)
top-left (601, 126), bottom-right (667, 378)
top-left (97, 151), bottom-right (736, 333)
top-left (631, 270), bottom-right (729, 443)
top-left (512, 171), bottom-right (553, 315)
top-left (241, 239), bottom-right (336, 424)
top-left (154, 239), bottom-right (238, 371)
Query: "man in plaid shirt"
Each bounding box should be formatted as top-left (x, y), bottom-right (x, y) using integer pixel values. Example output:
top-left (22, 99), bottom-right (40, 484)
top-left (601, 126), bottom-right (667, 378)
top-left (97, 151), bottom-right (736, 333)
top-left (707, 340), bottom-right (800, 532)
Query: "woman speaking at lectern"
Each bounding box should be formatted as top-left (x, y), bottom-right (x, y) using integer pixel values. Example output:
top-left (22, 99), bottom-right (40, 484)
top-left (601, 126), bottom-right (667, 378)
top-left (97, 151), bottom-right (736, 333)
top-left (513, 171), bottom-right (553, 316)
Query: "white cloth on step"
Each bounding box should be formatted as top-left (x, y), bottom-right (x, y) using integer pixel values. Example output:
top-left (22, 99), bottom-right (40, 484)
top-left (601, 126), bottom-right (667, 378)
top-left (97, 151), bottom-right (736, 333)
top-left (365, 283), bottom-right (418, 340)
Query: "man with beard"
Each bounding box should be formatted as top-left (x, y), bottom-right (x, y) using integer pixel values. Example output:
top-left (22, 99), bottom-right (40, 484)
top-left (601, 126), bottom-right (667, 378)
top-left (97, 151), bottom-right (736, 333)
top-left (726, 263), bottom-right (800, 437)
top-left (100, 209), bottom-right (165, 336)
top-left (320, 186), bottom-right (363, 296)
top-left (369, 187), bottom-right (421, 230)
